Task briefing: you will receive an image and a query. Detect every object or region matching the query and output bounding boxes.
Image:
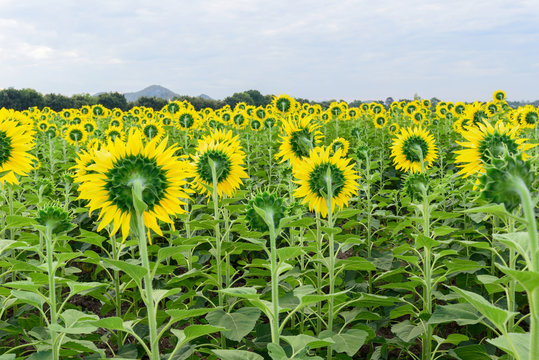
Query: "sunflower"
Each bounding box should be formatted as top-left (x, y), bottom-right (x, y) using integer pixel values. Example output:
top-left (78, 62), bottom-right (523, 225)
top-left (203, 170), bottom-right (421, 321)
top-left (175, 109), bottom-right (200, 131)
top-left (411, 110), bottom-right (424, 126)
top-left (37, 120), bottom-right (50, 132)
top-left (463, 102), bottom-right (489, 128)
top-left (518, 107), bottom-right (538, 129)
top-left (140, 120), bottom-right (165, 142)
top-left (77, 130), bottom-right (191, 241)
top-left (0, 120), bottom-right (36, 185)
top-left (390, 126), bottom-right (438, 173)
top-left (104, 126), bottom-right (126, 143)
top-left (493, 90), bottom-right (506, 102)
top-left (293, 147), bottom-right (359, 218)
top-left (329, 137), bottom-right (350, 156)
top-left (272, 94), bottom-right (296, 115)
top-left (373, 114), bottom-right (387, 128)
top-left (275, 116), bottom-right (324, 166)
top-left (231, 111), bottom-right (248, 129)
top-left (388, 122), bottom-right (400, 134)
top-left (190, 132), bottom-right (248, 198)
top-left (64, 124), bottom-right (88, 146)
top-left (454, 120), bottom-right (535, 178)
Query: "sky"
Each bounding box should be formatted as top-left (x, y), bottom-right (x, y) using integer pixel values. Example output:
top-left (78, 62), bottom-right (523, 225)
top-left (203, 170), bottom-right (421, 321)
top-left (0, 0), bottom-right (538, 102)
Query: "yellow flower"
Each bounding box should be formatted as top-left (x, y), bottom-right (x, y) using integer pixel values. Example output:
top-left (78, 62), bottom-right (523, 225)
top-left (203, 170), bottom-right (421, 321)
top-left (293, 147), bottom-right (359, 218)
top-left (191, 131), bottom-right (248, 198)
top-left (0, 119), bottom-right (36, 185)
top-left (454, 120), bottom-right (536, 178)
top-left (272, 94), bottom-right (296, 114)
top-left (329, 137), bottom-right (350, 156)
top-left (390, 126), bottom-right (438, 173)
top-left (77, 130), bottom-right (191, 241)
top-left (275, 116), bottom-right (323, 167)
top-left (64, 124), bottom-right (88, 146)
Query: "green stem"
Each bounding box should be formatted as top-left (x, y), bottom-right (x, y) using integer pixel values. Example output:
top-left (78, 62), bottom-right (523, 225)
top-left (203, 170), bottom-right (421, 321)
top-left (45, 225), bottom-right (58, 360)
top-left (111, 234), bottom-right (125, 349)
top-left (326, 167), bottom-right (335, 360)
top-left (315, 212), bottom-right (323, 335)
top-left (132, 181), bottom-right (159, 360)
top-left (269, 224), bottom-right (280, 344)
top-left (512, 177), bottom-right (539, 360)
top-left (421, 189), bottom-right (433, 360)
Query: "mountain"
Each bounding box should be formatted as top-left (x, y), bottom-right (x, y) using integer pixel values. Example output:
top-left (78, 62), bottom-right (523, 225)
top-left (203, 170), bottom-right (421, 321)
top-left (123, 85), bottom-right (179, 102)
top-left (198, 93), bottom-right (213, 100)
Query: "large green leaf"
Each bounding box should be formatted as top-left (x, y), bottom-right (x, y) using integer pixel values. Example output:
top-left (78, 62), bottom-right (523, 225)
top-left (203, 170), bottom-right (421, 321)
top-left (206, 308), bottom-right (261, 342)
top-left (281, 334), bottom-right (334, 354)
top-left (488, 333), bottom-right (529, 360)
top-left (6, 215), bottom-right (37, 228)
top-left (102, 258), bottom-right (147, 286)
top-left (450, 287), bottom-right (517, 330)
top-left (428, 303), bottom-right (482, 325)
top-left (498, 266), bottom-right (539, 293)
top-left (319, 329), bottom-right (368, 356)
top-left (212, 349), bottom-right (264, 360)
top-left (166, 308), bottom-right (218, 323)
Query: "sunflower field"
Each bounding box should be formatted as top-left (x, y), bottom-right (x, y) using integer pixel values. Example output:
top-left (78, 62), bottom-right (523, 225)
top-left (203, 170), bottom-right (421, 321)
top-left (0, 90), bottom-right (538, 360)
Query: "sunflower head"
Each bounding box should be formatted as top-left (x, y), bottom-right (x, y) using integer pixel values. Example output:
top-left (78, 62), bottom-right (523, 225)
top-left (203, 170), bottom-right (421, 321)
top-left (329, 137), bottom-right (350, 156)
top-left (36, 206), bottom-right (72, 235)
top-left (373, 114), bottom-right (387, 128)
top-left (293, 147), bottom-right (359, 218)
top-left (390, 126), bottom-right (438, 173)
top-left (493, 90), bottom-right (506, 102)
top-left (350, 127), bottom-right (362, 140)
top-left (246, 192), bottom-right (286, 232)
top-left (191, 132), bottom-right (248, 198)
top-left (77, 130), bottom-right (191, 240)
top-left (275, 116), bottom-right (323, 166)
top-left (272, 94), bottom-right (296, 114)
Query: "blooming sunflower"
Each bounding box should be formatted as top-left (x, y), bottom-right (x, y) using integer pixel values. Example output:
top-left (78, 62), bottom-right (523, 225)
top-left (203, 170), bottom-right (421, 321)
top-left (463, 102), bottom-right (489, 128)
top-left (190, 132), bottom-right (248, 198)
top-left (77, 130), bottom-right (191, 241)
top-left (329, 137), bottom-right (350, 156)
top-left (140, 120), bottom-right (165, 142)
top-left (518, 107), bottom-right (538, 129)
top-left (454, 120), bottom-right (536, 178)
top-left (390, 126), bottom-right (438, 173)
top-left (275, 116), bottom-right (323, 166)
top-left (0, 120), bottom-right (36, 185)
top-left (64, 124), bottom-right (88, 146)
top-left (175, 108), bottom-right (200, 131)
top-left (272, 94), bottom-right (296, 115)
top-left (388, 122), bottom-right (400, 134)
top-left (104, 126), bottom-right (126, 143)
top-left (293, 147), bottom-right (359, 218)
top-left (373, 114), bottom-right (387, 128)
top-left (493, 90), bottom-right (506, 102)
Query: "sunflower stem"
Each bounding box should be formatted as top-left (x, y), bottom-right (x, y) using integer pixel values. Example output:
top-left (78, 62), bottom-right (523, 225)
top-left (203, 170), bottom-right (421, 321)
top-left (420, 187), bottom-right (433, 360)
top-left (131, 180), bottom-right (159, 360)
top-left (315, 212), bottom-right (323, 335)
top-left (512, 176), bottom-right (539, 360)
top-left (44, 224), bottom-right (59, 360)
top-left (325, 166), bottom-right (336, 360)
top-left (269, 222), bottom-right (280, 344)
top-left (209, 158), bottom-right (227, 350)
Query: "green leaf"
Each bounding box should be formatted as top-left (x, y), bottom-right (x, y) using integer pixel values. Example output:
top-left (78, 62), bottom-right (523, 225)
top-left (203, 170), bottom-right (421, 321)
top-left (498, 266), bottom-right (539, 293)
top-left (281, 334), bottom-right (334, 354)
top-left (319, 329), bottom-right (368, 356)
top-left (267, 343), bottom-right (288, 360)
top-left (450, 344), bottom-right (491, 360)
top-left (392, 320), bottom-right (424, 343)
top-left (206, 308), bottom-right (261, 342)
top-left (450, 287), bottom-right (517, 330)
top-left (60, 309), bottom-right (99, 328)
top-left (67, 281), bottom-right (106, 297)
top-left (6, 215), bottom-right (37, 228)
top-left (0, 355), bottom-right (16, 360)
top-left (11, 289), bottom-right (45, 309)
top-left (102, 258), bottom-right (147, 286)
top-left (428, 303), bottom-right (482, 326)
top-left (433, 226), bottom-right (457, 237)
top-left (89, 317), bottom-right (127, 331)
top-left (220, 287), bottom-right (260, 300)
top-left (462, 204), bottom-right (511, 219)
top-left (494, 232), bottom-right (530, 258)
top-left (152, 288), bottom-right (182, 305)
top-left (166, 308), bottom-right (218, 323)
top-left (277, 247), bottom-right (304, 261)
top-left (26, 351), bottom-right (53, 360)
top-left (488, 333), bottom-right (529, 360)
top-left (212, 349), bottom-right (264, 360)
top-left (338, 257), bottom-right (376, 271)
top-left (158, 246), bottom-right (188, 263)
top-left (415, 234), bottom-right (440, 249)
top-left (183, 324), bottom-right (224, 343)
top-left (443, 333), bottom-right (469, 345)
top-left (0, 240), bottom-right (26, 255)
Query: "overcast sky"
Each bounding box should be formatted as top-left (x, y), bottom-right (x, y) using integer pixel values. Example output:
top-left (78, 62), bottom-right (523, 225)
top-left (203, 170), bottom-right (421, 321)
top-left (1, 0), bottom-right (538, 102)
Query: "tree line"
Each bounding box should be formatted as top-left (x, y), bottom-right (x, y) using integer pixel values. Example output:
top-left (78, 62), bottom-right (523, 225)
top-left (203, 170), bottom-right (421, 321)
top-left (0, 88), bottom-right (357, 112)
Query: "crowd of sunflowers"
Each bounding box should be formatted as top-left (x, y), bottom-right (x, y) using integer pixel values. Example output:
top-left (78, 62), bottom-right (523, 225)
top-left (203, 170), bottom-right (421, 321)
top-left (0, 89), bottom-right (538, 359)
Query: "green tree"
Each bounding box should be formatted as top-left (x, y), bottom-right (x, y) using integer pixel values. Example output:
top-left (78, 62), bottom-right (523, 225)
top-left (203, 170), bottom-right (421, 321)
top-left (97, 92), bottom-right (128, 110)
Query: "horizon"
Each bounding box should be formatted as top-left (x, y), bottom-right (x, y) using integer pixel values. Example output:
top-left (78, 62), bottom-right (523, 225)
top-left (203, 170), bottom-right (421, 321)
top-left (1, 1), bottom-right (539, 103)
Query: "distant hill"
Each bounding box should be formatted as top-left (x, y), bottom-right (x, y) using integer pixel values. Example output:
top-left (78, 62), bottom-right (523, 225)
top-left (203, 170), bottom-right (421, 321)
top-left (123, 85), bottom-right (179, 102)
top-left (199, 94), bottom-right (213, 100)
